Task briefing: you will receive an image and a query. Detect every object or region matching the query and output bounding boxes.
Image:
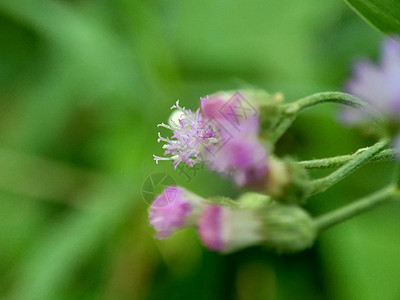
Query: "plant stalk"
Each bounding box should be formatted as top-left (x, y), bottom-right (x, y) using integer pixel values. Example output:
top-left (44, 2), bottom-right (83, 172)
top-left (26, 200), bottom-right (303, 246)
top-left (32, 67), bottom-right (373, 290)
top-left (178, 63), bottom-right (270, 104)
top-left (314, 185), bottom-right (398, 231)
top-left (270, 92), bottom-right (380, 143)
top-left (310, 139), bottom-right (389, 194)
top-left (298, 148), bottom-right (398, 169)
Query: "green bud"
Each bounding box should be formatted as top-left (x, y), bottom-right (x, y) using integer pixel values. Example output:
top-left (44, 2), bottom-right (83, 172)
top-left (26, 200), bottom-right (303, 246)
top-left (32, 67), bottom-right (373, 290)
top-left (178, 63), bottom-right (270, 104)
top-left (237, 192), bottom-right (274, 210)
top-left (265, 157), bottom-right (312, 205)
top-left (262, 204), bottom-right (316, 253)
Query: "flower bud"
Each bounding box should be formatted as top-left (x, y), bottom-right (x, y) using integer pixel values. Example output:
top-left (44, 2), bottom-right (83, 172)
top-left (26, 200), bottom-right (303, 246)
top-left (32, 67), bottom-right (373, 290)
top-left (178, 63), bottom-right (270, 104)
top-left (198, 205), bottom-right (264, 253)
top-left (262, 204), bottom-right (316, 253)
top-left (149, 186), bottom-right (206, 238)
top-left (264, 157), bottom-right (312, 204)
top-left (197, 202), bottom-right (316, 254)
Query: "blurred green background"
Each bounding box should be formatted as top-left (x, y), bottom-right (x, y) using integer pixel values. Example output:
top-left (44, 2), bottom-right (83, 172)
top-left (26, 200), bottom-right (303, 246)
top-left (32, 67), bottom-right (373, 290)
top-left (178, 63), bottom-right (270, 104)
top-left (0, 0), bottom-right (399, 299)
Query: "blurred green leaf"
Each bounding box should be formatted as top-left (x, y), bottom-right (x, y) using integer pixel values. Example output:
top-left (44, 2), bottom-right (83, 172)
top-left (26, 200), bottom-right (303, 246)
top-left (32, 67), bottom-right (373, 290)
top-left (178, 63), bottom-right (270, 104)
top-left (319, 203), bottom-right (400, 300)
top-left (6, 177), bottom-right (140, 300)
top-left (345, 0), bottom-right (400, 34)
top-left (0, 149), bottom-right (101, 203)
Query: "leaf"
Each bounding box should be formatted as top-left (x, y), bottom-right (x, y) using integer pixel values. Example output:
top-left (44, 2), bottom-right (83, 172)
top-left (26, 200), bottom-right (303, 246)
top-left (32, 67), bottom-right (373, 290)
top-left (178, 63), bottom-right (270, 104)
top-left (345, 0), bottom-right (400, 34)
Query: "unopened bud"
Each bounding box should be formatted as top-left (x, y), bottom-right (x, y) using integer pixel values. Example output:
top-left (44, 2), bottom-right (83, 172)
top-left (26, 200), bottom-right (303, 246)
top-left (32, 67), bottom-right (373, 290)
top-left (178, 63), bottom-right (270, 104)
top-left (198, 205), bottom-right (264, 253)
top-left (265, 157), bottom-right (312, 204)
top-left (262, 204), bottom-right (316, 253)
top-left (197, 193), bottom-right (316, 254)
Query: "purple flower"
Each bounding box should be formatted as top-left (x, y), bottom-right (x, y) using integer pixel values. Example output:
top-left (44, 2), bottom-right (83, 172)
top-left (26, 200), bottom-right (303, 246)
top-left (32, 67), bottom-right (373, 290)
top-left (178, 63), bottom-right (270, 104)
top-left (341, 37), bottom-right (400, 154)
top-left (149, 186), bottom-right (206, 238)
top-left (200, 92), bottom-right (259, 135)
top-left (206, 136), bottom-right (268, 186)
top-left (200, 92), bottom-right (269, 186)
top-left (343, 37), bottom-right (400, 122)
top-left (197, 205), bottom-right (264, 253)
top-left (154, 92), bottom-right (269, 186)
top-left (154, 100), bottom-right (218, 169)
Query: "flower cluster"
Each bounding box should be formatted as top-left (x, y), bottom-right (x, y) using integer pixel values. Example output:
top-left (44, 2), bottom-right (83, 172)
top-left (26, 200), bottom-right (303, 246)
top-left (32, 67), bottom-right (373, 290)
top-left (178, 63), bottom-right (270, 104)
top-left (148, 38), bottom-right (400, 255)
top-left (154, 92), bottom-right (269, 187)
top-left (148, 185), bottom-right (257, 252)
top-left (150, 90), bottom-right (316, 253)
top-left (149, 186), bottom-right (316, 253)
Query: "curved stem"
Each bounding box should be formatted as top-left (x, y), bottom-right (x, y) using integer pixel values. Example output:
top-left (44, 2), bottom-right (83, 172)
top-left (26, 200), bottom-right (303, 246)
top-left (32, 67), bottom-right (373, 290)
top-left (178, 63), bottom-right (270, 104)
top-left (298, 148), bottom-right (398, 169)
top-left (282, 92), bottom-right (373, 113)
top-left (311, 138), bottom-right (390, 194)
top-left (269, 114), bottom-right (298, 144)
top-left (314, 185), bottom-right (398, 232)
top-left (270, 92), bottom-right (381, 144)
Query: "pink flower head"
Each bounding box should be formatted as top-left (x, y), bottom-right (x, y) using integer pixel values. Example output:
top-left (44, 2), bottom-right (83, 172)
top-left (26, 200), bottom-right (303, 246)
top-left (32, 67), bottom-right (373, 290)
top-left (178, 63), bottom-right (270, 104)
top-left (154, 92), bottom-right (269, 186)
top-left (342, 37), bottom-right (400, 122)
top-left (200, 92), bottom-right (269, 186)
top-left (206, 136), bottom-right (268, 186)
top-left (198, 205), bottom-right (264, 253)
top-left (341, 37), bottom-right (400, 153)
top-left (149, 186), bottom-right (206, 238)
top-left (200, 92), bottom-right (259, 135)
top-left (154, 100), bottom-right (217, 169)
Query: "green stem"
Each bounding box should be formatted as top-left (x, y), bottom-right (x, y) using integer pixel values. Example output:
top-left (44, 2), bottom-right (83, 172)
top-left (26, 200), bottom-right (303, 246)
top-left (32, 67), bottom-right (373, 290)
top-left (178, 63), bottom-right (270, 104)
top-left (270, 114), bottom-right (298, 144)
top-left (314, 185), bottom-right (398, 231)
top-left (298, 148), bottom-right (398, 169)
top-left (311, 138), bottom-right (389, 194)
top-left (270, 92), bottom-right (379, 143)
top-left (282, 92), bottom-right (372, 113)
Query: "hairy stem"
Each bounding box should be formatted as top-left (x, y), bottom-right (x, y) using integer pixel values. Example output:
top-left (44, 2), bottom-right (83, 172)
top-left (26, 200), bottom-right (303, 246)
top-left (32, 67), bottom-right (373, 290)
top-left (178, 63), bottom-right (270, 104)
top-left (314, 185), bottom-right (398, 231)
top-left (298, 148), bottom-right (398, 169)
top-left (283, 92), bottom-right (373, 113)
top-left (311, 138), bottom-right (389, 194)
top-left (270, 92), bottom-right (380, 143)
